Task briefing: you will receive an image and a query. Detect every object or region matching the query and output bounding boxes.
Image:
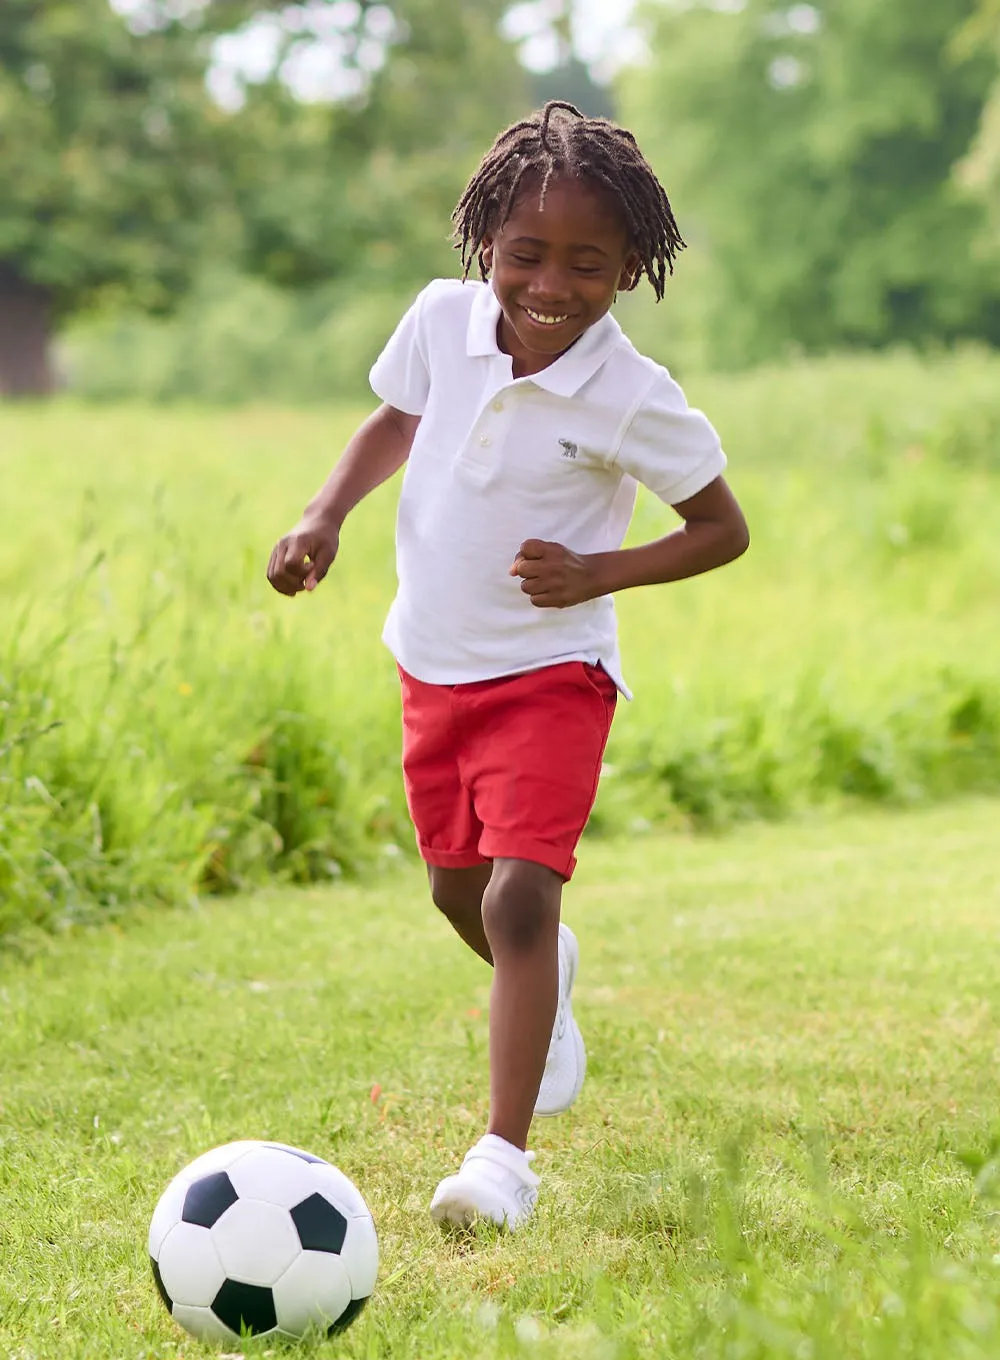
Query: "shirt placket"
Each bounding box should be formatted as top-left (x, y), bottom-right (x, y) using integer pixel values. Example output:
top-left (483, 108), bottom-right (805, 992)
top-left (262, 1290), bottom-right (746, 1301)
top-left (455, 369), bottom-right (517, 481)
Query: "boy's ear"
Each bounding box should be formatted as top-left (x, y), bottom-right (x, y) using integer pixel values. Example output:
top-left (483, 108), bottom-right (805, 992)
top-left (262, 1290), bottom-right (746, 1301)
top-left (479, 236), bottom-right (495, 274)
top-left (619, 251), bottom-right (642, 292)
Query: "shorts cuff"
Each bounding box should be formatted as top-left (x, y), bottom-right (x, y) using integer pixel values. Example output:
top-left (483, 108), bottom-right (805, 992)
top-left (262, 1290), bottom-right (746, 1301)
top-left (418, 844), bottom-right (491, 870)
top-left (478, 835), bottom-right (577, 881)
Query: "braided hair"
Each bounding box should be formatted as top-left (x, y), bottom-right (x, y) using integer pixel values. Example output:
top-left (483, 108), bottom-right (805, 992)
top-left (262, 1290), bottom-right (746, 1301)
top-left (451, 101), bottom-right (685, 301)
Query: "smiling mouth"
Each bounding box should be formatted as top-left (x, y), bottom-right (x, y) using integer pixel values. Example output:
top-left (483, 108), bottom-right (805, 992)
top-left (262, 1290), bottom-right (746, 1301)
top-left (522, 306), bottom-right (573, 327)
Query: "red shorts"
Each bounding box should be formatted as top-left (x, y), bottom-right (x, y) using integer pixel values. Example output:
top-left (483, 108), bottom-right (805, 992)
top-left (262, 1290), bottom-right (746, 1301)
top-left (398, 661), bottom-right (617, 881)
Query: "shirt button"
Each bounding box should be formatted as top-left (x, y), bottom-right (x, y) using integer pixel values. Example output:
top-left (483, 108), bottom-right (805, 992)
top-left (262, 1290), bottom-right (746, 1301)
top-left (492, 399), bottom-right (504, 412)
top-left (479, 435), bottom-right (491, 447)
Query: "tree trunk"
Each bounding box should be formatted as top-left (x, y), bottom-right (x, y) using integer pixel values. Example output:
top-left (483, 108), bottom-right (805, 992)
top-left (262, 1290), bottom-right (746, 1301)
top-left (0, 263), bottom-right (55, 397)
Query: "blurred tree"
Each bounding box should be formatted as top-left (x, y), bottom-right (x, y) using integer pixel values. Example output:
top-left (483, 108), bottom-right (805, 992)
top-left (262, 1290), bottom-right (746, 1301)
top-left (500, 0), bottom-right (617, 117)
top-left (622, 0), bottom-right (1000, 366)
top-left (0, 0), bottom-right (527, 396)
top-left (530, 58), bottom-right (615, 120)
top-left (224, 0), bottom-right (528, 292)
top-left (0, 0), bottom-right (241, 395)
top-left (956, 0), bottom-right (1000, 237)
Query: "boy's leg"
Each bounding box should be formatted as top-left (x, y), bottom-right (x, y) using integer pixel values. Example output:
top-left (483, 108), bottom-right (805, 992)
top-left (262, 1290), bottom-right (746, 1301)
top-left (427, 859), bottom-right (581, 1120)
top-left (429, 856), bottom-right (562, 1145)
top-left (426, 664), bottom-right (615, 1227)
top-left (427, 863), bottom-right (493, 964)
top-left (481, 857), bottom-right (562, 1152)
top-left (429, 854), bottom-right (558, 1229)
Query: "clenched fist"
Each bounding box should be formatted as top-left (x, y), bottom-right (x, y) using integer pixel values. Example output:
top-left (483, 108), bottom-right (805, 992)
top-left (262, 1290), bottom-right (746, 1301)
top-left (267, 518), bottom-right (340, 597)
top-left (509, 538), bottom-right (601, 609)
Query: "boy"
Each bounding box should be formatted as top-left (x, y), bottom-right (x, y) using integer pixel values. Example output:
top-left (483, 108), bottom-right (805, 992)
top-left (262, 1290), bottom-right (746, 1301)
top-left (267, 101), bottom-right (749, 1229)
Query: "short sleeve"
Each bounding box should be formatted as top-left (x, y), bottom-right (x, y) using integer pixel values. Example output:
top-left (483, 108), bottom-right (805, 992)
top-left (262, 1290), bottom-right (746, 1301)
top-left (614, 372), bottom-right (727, 505)
top-left (368, 287), bottom-right (432, 415)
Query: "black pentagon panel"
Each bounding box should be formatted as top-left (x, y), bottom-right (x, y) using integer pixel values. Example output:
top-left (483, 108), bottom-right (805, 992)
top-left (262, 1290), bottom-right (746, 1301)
top-left (262, 1141), bottom-right (326, 1165)
top-left (290, 1192), bottom-right (347, 1254)
top-left (150, 1256), bottom-right (172, 1312)
top-left (182, 1171), bottom-right (239, 1228)
top-left (329, 1295), bottom-right (368, 1335)
top-left (212, 1279), bottom-right (277, 1336)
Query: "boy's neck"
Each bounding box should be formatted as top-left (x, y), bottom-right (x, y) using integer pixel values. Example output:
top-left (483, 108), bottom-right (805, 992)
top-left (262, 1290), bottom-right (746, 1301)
top-left (496, 315), bottom-right (587, 379)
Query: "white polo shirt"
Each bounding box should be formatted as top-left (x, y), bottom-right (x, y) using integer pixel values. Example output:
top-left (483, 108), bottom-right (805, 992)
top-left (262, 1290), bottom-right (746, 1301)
top-left (369, 278), bottom-right (726, 697)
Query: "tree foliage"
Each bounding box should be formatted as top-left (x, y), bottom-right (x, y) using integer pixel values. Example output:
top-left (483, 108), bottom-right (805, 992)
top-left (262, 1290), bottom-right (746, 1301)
top-left (956, 0), bottom-right (1000, 233)
top-left (0, 0), bottom-right (526, 391)
top-left (0, 0), bottom-right (239, 316)
top-left (5, 0), bottom-right (999, 393)
top-left (224, 0), bottom-right (528, 291)
top-left (622, 0), bottom-right (1000, 366)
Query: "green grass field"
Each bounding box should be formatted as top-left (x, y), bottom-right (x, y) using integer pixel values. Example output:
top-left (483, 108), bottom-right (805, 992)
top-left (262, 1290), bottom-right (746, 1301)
top-left (2, 353), bottom-right (1000, 1355)
top-left (3, 799), bottom-right (1000, 1358)
top-left (2, 349), bottom-right (1000, 934)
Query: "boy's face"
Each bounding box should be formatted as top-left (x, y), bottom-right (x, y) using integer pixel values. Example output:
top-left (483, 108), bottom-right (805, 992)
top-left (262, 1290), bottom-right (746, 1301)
top-left (481, 175), bottom-right (641, 378)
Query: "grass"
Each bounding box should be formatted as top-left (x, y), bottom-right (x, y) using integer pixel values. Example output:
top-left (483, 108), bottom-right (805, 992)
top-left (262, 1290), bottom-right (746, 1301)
top-left (2, 348), bottom-right (1000, 934)
top-left (2, 798), bottom-right (1000, 1358)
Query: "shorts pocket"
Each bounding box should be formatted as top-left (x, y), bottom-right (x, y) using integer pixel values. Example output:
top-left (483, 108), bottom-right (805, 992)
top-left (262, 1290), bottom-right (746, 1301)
top-left (580, 662), bottom-right (618, 703)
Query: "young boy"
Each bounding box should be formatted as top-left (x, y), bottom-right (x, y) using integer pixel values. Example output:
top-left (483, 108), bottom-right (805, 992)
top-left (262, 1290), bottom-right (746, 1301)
top-left (267, 101), bottom-right (749, 1230)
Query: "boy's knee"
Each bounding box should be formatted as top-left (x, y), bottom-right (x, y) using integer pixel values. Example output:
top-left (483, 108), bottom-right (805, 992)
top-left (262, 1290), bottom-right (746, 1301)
top-left (428, 866), bottom-right (456, 916)
top-left (482, 859), bottom-right (561, 954)
top-left (427, 863), bottom-right (491, 920)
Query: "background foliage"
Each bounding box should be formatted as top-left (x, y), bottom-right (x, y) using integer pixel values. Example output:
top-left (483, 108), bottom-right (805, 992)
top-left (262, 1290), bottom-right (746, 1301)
top-left (622, 0), bottom-right (1000, 367)
top-left (3, 349), bottom-right (1000, 936)
top-left (1, 0), bottom-right (997, 392)
top-left (0, 0), bottom-right (526, 391)
top-left (2, 2), bottom-right (1000, 932)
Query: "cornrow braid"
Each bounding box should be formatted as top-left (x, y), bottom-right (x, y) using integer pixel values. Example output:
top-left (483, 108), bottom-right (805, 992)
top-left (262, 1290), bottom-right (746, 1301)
top-left (451, 100), bottom-right (685, 301)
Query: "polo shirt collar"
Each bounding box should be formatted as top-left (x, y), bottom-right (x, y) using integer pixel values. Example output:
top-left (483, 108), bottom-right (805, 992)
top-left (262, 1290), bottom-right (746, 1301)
top-left (466, 280), bottom-right (621, 398)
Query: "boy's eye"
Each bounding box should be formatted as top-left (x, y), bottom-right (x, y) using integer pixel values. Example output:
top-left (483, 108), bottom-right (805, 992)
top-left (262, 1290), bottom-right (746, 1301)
top-left (511, 254), bottom-right (539, 265)
top-left (574, 266), bottom-right (602, 276)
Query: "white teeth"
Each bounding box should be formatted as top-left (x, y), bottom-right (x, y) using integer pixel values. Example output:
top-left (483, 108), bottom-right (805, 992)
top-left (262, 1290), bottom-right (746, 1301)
top-left (525, 308), bottom-right (569, 326)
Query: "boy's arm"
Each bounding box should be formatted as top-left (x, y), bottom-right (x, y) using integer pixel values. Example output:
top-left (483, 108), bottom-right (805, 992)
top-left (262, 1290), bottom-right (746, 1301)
top-left (268, 403), bottom-right (419, 596)
top-left (510, 475), bottom-right (749, 608)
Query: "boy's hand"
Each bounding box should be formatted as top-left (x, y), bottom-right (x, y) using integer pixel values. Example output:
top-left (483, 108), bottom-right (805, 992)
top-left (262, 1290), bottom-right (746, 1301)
top-left (267, 519), bottom-right (340, 596)
top-left (509, 539), bottom-right (599, 608)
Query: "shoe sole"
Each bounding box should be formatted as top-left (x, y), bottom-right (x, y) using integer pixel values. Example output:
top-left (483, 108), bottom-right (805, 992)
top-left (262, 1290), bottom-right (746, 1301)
top-left (431, 1191), bottom-right (502, 1229)
top-left (534, 924), bottom-right (585, 1118)
top-left (559, 922), bottom-right (579, 995)
top-left (534, 1015), bottom-right (586, 1117)
top-left (430, 1181), bottom-right (522, 1230)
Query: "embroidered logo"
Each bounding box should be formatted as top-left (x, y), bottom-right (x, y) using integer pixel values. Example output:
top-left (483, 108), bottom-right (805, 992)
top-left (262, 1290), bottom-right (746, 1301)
top-left (559, 438), bottom-right (578, 460)
top-left (516, 1183), bottom-right (539, 1214)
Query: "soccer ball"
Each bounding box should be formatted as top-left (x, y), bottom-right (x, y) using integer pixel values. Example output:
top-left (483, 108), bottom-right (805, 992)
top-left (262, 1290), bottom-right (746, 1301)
top-left (148, 1140), bottom-right (378, 1341)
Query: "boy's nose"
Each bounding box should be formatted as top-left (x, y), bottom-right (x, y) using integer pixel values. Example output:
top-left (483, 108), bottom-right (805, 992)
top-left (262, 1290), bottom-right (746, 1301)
top-left (530, 262), bottom-right (571, 303)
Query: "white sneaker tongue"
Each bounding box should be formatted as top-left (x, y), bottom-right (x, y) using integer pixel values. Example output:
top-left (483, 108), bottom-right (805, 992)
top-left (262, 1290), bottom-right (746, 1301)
top-left (476, 1134), bottom-right (534, 1174)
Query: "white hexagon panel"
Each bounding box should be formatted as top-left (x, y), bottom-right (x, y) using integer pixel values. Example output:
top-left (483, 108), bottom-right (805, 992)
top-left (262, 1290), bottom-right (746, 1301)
top-left (227, 1145), bottom-right (319, 1210)
top-left (155, 1223), bottom-right (226, 1308)
top-left (211, 1199), bottom-right (301, 1286)
top-left (273, 1250), bottom-right (353, 1337)
top-left (177, 1140), bottom-right (260, 1183)
top-left (148, 1174), bottom-right (188, 1258)
top-left (341, 1212), bottom-right (379, 1298)
top-left (170, 1302), bottom-right (241, 1343)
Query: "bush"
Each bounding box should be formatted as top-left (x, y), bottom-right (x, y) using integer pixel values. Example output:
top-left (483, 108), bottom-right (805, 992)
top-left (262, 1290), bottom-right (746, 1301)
top-left (2, 348), bottom-right (1000, 939)
top-left (61, 271), bottom-right (415, 404)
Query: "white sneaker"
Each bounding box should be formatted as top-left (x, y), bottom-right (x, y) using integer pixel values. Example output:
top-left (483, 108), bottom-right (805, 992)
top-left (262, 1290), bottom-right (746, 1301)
top-left (534, 922), bottom-right (586, 1117)
top-left (430, 1135), bottom-right (539, 1230)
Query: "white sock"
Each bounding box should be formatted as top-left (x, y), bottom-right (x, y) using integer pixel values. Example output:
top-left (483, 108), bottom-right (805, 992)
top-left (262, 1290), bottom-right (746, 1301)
top-left (477, 1134), bottom-right (532, 1170)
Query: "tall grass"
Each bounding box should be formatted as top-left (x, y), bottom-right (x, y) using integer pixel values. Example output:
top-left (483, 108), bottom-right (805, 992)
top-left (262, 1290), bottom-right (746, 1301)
top-left (1, 349), bottom-right (999, 936)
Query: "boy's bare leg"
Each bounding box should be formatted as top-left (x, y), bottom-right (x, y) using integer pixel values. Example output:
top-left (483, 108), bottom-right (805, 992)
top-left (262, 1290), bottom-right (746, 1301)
top-left (427, 863), bottom-right (494, 964)
top-left (480, 857), bottom-right (562, 1151)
